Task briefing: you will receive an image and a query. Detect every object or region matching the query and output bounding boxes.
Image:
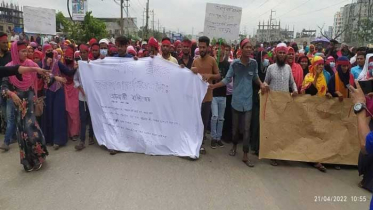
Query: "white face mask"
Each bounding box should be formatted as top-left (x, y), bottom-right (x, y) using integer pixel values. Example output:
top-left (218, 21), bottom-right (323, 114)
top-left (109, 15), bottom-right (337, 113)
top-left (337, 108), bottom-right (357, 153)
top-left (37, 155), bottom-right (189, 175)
top-left (329, 62), bottom-right (335, 68)
top-left (100, 49), bottom-right (108, 56)
top-left (263, 59), bottom-right (270, 67)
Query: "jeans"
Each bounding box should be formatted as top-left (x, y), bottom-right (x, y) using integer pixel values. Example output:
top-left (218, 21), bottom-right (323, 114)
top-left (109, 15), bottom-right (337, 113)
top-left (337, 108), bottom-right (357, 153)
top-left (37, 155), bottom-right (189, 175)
top-left (210, 97), bottom-right (226, 140)
top-left (201, 102), bottom-right (212, 140)
top-left (4, 99), bottom-right (16, 145)
top-left (232, 108), bottom-right (252, 153)
top-left (79, 101), bottom-right (94, 142)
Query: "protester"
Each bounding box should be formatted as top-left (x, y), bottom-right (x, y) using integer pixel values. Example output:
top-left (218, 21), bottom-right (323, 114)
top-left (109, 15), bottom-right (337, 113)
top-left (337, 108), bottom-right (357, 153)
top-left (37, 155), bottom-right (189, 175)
top-left (41, 44), bottom-right (71, 150)
top-left (99, 38), bottom-right (109, 57)
top-left (148, 37), bottom-right (159, 56)
top-left (303, 41), bottom-right (309, 54)
top-left (114, 36), bottom-right (133, 58)
top-left (108, 46), bottom-right (118, 57)
top-left (209, 38), bottom-right (266, 167)
top-left (126, 46), bottom-right (137, 57)
top-left (357, 54), bottom-right (373, 81)
top-left (325, 56), bottom-right (336, 76)
top-left (1, 41), bottom-right (49, 171)
top-left (301, 56), bottom-right (331, 97)
top-left (63, 45), bottom-right (80, 142)
top-left (347, 80), bottom-right (373, 209)
top-left (287, 47), bottom-right (303, 91)
top-left (351, 52), bottom-right (367, 79)
top-left (191, 36), bottom-right (220, 154)
top-left (327, 56), bottom-right (354, 101)
top-left (160, 37), bottom-right (178, 64)
top-left (208, 41), bottom-right (230, 149)
top-left (74, 44), bottom-right (94, 151)
top-left (89, 43), bottom-right (100, 60)
top-left (264, 43), bottom-right (298, 166)
top-left (33, 51), bottom-right (43, 64)
top-left (325, 39), bottom-right (339, 60)
top-left (307, 44), bottom-right (315, 59)
top-left (174, 40), bottom-right (182, 59)
top-left (178, 38), bottom-right (193, 69)
top-left (298, 55), bottom-right (310, 79)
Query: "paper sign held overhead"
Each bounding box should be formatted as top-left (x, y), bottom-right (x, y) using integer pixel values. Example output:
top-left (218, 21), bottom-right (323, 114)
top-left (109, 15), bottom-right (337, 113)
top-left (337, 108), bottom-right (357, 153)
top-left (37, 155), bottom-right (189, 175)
top-left (203, 3), bottom-right (242, 41)
top-left (23, 6), bottom-right (56, 35)
top-left (72, 0), bottom-right (88, 21)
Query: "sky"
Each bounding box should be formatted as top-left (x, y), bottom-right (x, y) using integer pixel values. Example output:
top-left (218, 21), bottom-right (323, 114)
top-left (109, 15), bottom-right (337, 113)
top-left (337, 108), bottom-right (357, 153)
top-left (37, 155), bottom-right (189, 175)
top-left (14, 0), bottom-right (353, 36)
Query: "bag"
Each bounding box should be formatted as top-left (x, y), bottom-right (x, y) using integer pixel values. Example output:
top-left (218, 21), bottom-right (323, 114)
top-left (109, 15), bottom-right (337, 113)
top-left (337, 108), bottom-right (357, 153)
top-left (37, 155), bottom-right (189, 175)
top-left (34, 97), bottom-right (45, 117)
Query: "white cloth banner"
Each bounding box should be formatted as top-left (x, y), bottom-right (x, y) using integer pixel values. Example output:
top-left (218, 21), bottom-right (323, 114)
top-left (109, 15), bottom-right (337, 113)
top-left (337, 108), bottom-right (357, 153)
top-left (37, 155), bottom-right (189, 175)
top-left (23, 6), bottom-right (56, 35)
top-left (203, 3), bottom-right (242, 41)
top-left (79, 57), bottom-right (207, 158)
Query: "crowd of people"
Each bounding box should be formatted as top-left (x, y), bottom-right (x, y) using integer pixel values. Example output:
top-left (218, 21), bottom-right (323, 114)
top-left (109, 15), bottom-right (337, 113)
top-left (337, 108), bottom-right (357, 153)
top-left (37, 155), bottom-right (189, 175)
top-left (1, 32), bottom-right (373, 195)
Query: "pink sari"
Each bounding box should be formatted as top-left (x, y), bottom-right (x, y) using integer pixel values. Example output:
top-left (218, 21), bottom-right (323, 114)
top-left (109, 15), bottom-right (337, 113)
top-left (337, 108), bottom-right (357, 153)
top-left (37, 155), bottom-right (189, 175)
top-left (64, 67), bottom-right (80, 137)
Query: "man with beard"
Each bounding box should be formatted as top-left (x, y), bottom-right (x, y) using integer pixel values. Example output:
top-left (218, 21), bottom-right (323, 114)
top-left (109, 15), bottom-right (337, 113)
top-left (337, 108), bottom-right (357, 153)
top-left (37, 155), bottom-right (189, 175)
top-left (264, 43), bottom-right (298, 166)
top-left (178, 38), bottom-right (193, 69)
top-left (209, 39), bottom-right (266, 167)
top-left (191, 36), bottom-right (221, 154)
top-left (160, 37), bottom-right (178, 64)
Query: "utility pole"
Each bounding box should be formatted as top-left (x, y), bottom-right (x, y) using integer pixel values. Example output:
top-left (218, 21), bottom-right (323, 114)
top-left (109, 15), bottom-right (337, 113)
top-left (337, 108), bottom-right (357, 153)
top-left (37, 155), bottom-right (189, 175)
top-left (158, 19), bottom-right (160, 32)
top-left (120, 0), bottom-right (124, 35)
top-left (151, 10), bottom-right (155, 36)
top-left (144, 0), bottom-right (149, 39)
top-left (124, 0), bottom-right (130, 37)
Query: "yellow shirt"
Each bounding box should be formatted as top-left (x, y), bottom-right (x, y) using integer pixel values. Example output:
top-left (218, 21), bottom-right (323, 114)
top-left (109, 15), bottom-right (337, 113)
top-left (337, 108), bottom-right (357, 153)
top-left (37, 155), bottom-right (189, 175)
top-left (161, 55), bottom-right (178, 64)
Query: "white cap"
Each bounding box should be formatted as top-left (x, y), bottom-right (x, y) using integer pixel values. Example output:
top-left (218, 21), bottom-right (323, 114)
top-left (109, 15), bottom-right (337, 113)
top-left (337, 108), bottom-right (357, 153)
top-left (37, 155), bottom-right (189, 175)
top-left (99, 38), bottom-right (109, 45)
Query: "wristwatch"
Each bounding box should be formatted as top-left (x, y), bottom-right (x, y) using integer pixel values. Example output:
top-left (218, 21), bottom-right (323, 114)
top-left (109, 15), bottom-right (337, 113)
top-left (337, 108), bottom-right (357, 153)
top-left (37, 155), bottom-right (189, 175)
top-left (354, 103), bottom-right (366, 114)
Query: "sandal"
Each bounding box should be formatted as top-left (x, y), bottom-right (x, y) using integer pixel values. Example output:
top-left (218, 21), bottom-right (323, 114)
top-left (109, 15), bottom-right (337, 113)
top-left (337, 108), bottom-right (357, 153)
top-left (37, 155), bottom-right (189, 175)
top-left (200, 147), bottom-right (206, 155)
top-left (270, 159), bottom-right (279, 166)
top-left (229, 149), bottom-right (236, 156)
top-left (314, 163), bottom-right (327, 173)
top-left (243, 160), bottom-right (254, 167)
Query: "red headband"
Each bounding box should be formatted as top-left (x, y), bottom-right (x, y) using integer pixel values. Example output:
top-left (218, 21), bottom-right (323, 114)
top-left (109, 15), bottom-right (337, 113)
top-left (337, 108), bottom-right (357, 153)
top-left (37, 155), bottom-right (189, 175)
top-left (300, 57), bottom-right (309, 62)
top-left (240, 39), bottom-right (250, 49)
top-left (17, 44), bottom-right (27, 51)
top-left (79, 45), bottom-right (89, 52)
top-left (0, 35), bottom-right (7, 42)
top-left (162, 40), bottom-right (171, 45)
top-left (91, 45), bottom-right (100, 51)
top-left (337, 61), bottom-right (350, 66)
top-left (182, 41), bottom-right (191, 47)
top-left (276, 47), bottom-right (288, 53)
top-left (65, 48), bottom-right (74, 57)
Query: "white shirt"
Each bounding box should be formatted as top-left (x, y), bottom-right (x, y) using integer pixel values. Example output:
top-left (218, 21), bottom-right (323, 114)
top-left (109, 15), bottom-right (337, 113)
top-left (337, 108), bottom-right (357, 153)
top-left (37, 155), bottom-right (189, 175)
top-left (73, 69), bottom-right (86, 101)
top-left (10, 35), bottom-right (19, 42)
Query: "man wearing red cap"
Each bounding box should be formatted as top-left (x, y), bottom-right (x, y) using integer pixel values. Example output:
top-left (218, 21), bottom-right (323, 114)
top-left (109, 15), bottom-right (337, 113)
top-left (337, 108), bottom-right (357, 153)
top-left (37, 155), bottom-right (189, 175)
top-left (174, 40), bottom-right (182, 59)
top-left (178, 38), bottom-right (193, 69)
top-left (264, 43), bottom-right (298, 166)
top-left (74, 44), bottom-right (95, 151)
top-left (160, 37), bottom-right (178, 64)
top-left (209, 38), bottom-right (267, 167)
top-left (148, 37), bottom-right (159, 56)
top-left (191, 36), bottom-right (221, 154)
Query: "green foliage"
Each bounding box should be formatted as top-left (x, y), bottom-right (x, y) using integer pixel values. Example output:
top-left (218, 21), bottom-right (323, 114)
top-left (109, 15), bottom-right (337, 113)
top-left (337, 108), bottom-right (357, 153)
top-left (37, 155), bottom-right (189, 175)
top-left (55, 11), bottom-right (109, 43)
top-left (356, 19), bottom-right (373, 46)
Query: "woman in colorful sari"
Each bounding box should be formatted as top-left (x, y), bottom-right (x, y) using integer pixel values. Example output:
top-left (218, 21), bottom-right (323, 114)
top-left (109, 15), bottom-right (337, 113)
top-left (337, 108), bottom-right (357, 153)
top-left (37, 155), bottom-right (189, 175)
top-left (63, 45), bottom-right (80, 141)
top-left (324, 56), bottom-right (336, 76)
top-left (2, 41), bottom-right (49, 172)
top-left (287, 47), bottom-right (303, 91)
top-left (327, 56), bottom-right (355, 102)
top-left (301, 56), bottom-right (332, 172)
top-left (42, 44), bottom-right (74, 150)
top-left (26, 46), bottom-right (34, 60)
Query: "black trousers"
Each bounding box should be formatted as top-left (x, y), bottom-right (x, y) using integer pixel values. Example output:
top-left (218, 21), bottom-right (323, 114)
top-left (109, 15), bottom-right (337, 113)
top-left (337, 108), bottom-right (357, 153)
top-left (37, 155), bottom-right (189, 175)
top-left (232, 108), bottom-right (252, 153)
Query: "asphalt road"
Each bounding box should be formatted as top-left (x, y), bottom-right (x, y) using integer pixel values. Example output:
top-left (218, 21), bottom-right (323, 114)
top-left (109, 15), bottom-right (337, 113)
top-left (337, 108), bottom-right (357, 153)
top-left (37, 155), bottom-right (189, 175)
top-left (0, 138), bottom-right (371, 210)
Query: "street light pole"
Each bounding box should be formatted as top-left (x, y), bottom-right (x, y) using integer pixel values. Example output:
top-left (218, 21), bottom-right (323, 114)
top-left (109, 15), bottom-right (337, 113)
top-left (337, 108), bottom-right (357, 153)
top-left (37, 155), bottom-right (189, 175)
top-left (67, 0), bottom-right (73, 21)
top-left (120, 0), bottom-right (124, 35)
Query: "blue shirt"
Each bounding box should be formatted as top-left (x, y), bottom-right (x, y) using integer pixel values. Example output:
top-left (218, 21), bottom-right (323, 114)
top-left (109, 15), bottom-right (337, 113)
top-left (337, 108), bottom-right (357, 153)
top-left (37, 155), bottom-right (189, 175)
top-left (113, 53), bottom-right (133, 58)
top-left (351, 65), bottom-right (363, 79)
top-left (222, 58), bottom-right (258, 112)
top-left (366, 132), bottom-right (373, 210)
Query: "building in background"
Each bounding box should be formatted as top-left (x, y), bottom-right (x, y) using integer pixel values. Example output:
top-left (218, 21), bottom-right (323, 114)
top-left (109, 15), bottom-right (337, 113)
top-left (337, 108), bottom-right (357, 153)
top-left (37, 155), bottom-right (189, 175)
top-left (99, 17), bottom-right (138, 38)
top-left (334, 0), bottom-right (373, 46)
top-left (294, 29), bottom-right (317, 46)
top-left (0, 1), bottom-right (23, 34)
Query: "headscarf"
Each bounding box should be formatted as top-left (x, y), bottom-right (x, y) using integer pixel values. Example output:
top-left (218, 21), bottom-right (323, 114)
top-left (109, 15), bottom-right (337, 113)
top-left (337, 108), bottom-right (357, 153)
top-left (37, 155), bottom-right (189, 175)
top-left (288, 47), bottom-right (303, 90)
top-left (26, 46), bottom-right (34, 59)
top-left (56, 48), bottom-right (64, 61)
top-left (6, 41), bottom-right (38, 91)
top-left (126, 46), bottom-right (137, 56)
top-left (148, 37), bottom-right (158, 50)
top-left (357, 54), bottom-right (373, 81)
top-left (325, 56), bottom-right (336, 74)
top-left (194, 48), bottom-right (200, 59)
top-left (42, 47), bottom-right (62, 92)
top-left (33, 50), bottom-right (43, 61)
top-left (302, 56), bottom-right (327, 96)
top-left (89, 38), bottom-right (97, 46)
top-left (336, 56), bottom-right (353, 86)
top-left (298, 55), bottom-right (310, 77)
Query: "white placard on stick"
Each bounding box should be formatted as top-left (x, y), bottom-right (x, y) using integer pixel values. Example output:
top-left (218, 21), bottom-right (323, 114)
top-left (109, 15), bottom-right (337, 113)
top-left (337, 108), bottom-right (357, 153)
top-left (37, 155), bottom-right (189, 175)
top-left (23, 6), bottom-right (56, 35)
top-left (79, 57), bottom-right (208, 158)
top-left (203, 3), bottom-right (242, 41)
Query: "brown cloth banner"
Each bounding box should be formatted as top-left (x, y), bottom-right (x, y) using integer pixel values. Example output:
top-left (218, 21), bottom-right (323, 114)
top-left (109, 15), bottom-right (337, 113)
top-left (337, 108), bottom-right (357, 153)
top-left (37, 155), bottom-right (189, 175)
top-left (259, 92), bottom-right (360, 165)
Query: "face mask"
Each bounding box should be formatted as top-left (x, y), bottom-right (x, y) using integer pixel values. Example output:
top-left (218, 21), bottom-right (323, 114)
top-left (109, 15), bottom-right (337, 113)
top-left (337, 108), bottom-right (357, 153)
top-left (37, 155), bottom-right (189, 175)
top-left (65, 59), bottom-right (73, 65)
top-left (329, 62), bottom-right (335, 68)
top-left (100, 49), bottom-right (108, 56)
top-left (263, 59), bottom-right (270, 67)
top-left (57, 55), bottom-right (61, 60)
top-left (46, 52), bottom-right (53, 58)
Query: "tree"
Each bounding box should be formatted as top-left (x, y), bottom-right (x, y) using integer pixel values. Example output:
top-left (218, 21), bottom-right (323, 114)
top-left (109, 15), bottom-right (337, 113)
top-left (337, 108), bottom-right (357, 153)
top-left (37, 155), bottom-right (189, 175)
top-left (55, 11), bottom-right (108, 43)
top-left (356, 19), bottom-right (373, 46)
